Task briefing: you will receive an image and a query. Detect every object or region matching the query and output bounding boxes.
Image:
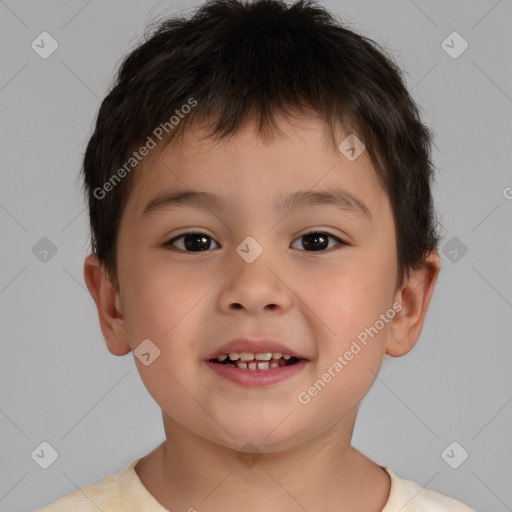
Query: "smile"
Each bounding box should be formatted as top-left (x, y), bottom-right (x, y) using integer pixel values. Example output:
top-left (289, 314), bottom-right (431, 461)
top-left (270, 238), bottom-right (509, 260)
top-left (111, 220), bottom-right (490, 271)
top-left (211, 351), bottom-right (297, 370)
top-left (205, 353), bottom-right (306, 387)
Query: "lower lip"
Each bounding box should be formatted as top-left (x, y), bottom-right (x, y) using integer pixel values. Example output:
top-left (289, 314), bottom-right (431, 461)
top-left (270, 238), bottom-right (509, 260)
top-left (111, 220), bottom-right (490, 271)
top-left (204, 359), bottom-right (307, 387)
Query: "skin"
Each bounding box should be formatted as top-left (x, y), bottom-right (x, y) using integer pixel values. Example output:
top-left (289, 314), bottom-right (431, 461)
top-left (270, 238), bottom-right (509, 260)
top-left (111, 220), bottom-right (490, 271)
top-left (84, 112), bottom-right (440, 512)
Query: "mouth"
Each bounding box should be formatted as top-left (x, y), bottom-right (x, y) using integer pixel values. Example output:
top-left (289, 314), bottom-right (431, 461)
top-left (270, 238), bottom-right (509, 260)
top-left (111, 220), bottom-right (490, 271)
top-left (205, 339), bottom-right (308, 386)
top-left (209, 351), bottom-right (302, 370)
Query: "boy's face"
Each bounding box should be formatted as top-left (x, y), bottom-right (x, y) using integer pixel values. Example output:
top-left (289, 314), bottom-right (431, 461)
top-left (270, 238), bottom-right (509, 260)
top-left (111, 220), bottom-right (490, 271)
top-left (91, 113), bottom-right (438, 452)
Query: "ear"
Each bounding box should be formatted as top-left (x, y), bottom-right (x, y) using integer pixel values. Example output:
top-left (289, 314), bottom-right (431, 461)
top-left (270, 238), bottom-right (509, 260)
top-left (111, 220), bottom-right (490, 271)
top-left (386, 251), bottom-right (441, 357)
top-left (83, 254), bottom-right (131, 356)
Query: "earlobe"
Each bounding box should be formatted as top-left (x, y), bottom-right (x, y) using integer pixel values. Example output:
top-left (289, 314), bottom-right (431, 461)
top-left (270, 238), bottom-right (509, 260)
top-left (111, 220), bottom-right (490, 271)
top-left (110, 317), bottom-right (132, 356)
top-left (386, 251), bottom-right (441, 357)
top-left (83, 254), bottom-right (132, 356)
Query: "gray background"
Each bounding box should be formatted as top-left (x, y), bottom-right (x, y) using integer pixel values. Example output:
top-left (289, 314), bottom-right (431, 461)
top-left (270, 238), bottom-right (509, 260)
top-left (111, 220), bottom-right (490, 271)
top-left (1, 0), bottom-right (511, 510)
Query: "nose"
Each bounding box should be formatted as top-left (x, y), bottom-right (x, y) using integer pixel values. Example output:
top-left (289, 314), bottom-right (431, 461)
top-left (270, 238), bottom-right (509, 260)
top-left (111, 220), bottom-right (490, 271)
top-left (218, 256), bottom-right (293, 315)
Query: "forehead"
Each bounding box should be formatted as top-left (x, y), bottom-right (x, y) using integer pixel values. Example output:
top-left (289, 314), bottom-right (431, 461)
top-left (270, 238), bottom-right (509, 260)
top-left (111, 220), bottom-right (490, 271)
top-left (123, 114), bottom-right (388, 225)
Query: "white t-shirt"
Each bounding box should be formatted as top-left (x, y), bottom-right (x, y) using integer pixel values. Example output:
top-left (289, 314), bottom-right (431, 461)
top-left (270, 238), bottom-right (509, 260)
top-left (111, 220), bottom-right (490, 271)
top-left (36, 457), bottom-right (477, 511)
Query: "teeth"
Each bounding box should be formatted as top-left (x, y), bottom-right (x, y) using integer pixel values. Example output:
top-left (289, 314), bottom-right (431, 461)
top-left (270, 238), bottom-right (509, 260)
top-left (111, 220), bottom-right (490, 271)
top-left (219, 351), bottom-right (293, 361)
top-left (255, 352), bottom-right (272, 361)
top-left (243, 361), bottom-right (270, 370)
top-left (215, 351), bottom-right (297, 369)
top-left (235, 360), bottom-right (279, 370)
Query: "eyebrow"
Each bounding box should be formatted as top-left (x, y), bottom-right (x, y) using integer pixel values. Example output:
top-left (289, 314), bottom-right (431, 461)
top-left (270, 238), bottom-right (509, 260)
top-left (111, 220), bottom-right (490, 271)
top-left (141, 187), bottom-right (373, 223)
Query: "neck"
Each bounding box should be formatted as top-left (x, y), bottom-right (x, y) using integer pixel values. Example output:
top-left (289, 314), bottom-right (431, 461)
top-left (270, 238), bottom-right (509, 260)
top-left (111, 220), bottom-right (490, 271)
top-left (135, 410), bottom-right (391, 512)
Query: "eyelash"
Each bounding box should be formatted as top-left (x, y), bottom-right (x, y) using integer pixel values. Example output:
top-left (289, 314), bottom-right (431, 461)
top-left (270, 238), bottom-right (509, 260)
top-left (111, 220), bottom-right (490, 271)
top-left (164, 230), bottom-right (348, 253)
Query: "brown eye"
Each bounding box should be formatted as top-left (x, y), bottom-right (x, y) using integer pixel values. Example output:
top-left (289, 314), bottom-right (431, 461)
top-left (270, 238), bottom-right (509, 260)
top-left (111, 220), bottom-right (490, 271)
top-left (165, 232), bottom-right (220, 252)
top-left (291, 231), bottom-right (346, 252)
top-left (164, 230), bottom-right (347, 253)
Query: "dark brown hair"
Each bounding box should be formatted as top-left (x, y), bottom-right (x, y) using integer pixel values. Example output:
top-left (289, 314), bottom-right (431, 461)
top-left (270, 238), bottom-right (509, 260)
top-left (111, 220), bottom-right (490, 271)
top-left (82, 0), bottom-right (442, 291)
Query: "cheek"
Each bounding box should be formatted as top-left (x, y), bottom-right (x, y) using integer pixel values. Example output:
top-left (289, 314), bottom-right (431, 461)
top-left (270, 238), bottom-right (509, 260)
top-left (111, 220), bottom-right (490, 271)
top-left (133, 351), bottom-right (214, 441)
top-left (122, 259), bottom-right (206, 340)
top-left (121, 265), bottom-right (204, 413)
top-left (298, 252), bottom-right (393, 399)
top-left (304, 255), bottom-right (393, 339)
top-left (120, 261), bottom-right (214, 382)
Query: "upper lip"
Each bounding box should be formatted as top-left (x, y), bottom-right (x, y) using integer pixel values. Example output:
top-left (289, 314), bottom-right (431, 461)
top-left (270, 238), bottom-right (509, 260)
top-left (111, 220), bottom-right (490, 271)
top-left (206, 338), bottom-right (307, 361)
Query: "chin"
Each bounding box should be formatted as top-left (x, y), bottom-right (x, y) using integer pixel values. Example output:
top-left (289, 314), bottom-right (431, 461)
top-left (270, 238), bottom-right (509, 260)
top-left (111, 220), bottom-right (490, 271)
top-left (204, 422), bottom-right (313, 455)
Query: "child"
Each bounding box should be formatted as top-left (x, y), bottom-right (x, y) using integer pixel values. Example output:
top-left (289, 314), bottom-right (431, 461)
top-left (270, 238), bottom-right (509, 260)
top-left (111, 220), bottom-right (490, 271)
top-left (37, 0), bottom-right (477, 510)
